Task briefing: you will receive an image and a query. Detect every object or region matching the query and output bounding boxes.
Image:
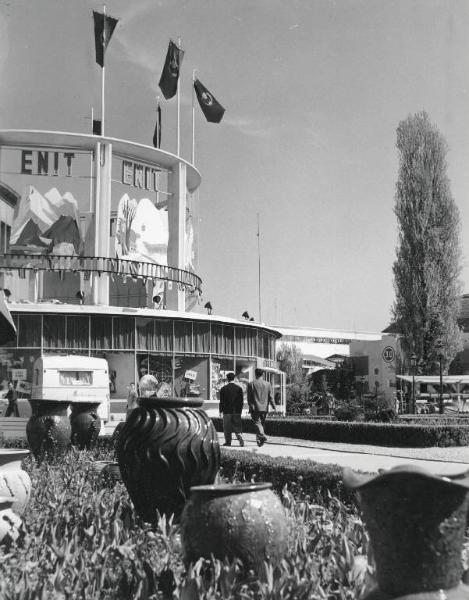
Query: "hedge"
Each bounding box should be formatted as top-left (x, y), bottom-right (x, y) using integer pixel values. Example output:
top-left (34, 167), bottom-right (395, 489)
top-left (212, 416), bottom-right (469, 447)
top-left (219, 447), bottom-right (359, 507)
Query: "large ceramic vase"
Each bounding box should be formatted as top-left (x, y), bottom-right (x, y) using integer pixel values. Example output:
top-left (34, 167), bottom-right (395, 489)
top-left (0, 496), bottom-right (23, 545)
top-left (26, 400), bottom-right (72, 458)
top-left (0, 449), bottom-right (31, 514)
top-left (343, 465), bottom-right (469, 599)
top-left (180, 482), bottom-right (288, 573)
top-left (70, 402), bottom-right (101, 450)
top-left (116, 396), bottom-right (220, 522)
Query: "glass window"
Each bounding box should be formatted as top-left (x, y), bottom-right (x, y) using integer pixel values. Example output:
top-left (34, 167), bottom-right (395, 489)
top-left (235, 327), bottom-right (257, 357)
top-left (174, 321), bottom-right (193, 353)
top-left (194, 322), bottom-right (210, 353)
top-left (18, 314), bottom-right (41, 347)
top-left (59, 371), bottom-right (93, 385)
top-left (137, 353), bottom-right (173, 396)
top-left (43, 315), bottom-right (66, 348)
top-left (174, 356), bottom-right (208, 399)
top-left (211, 324), bottom-right (224, 355)
top-left (113, 316), bottom-right (134, 349)
top-left (154, 319), bottom-right (173, 352)
top-left (223, 326), bottom-right (234, 355)
top-left (210, 358), bottom-right (235, 401)
top-left (91, 316), bottom-right (112, 350)
top-left (66, 316), bottom-right (89, 349)
top-left (136, 318), bottom-right (153, 350)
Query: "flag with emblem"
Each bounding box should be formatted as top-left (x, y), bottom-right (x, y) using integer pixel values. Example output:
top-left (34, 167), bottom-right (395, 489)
top-left (159, 40), bottom-right (184, 100)
top-left (93, 10), bottom-right (119, 68)
top-left (0, 291), bottom-right (16, 345)
top-left (194, 79), bottom-right (225, 123)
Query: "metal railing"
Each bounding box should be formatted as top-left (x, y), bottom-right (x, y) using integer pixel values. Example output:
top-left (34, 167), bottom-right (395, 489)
top-left (0, 252), bottom-right (202, 293)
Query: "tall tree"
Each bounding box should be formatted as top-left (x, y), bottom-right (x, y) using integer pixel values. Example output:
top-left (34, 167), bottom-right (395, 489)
top-left (276, 342), bottom-right (304, 384)
top-left (392, 111), bottom-right (462, 373)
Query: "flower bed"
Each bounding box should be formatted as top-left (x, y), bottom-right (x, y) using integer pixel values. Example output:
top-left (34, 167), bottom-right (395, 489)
top-left (0, 446), bottom-right (375, 599)
top-left (212, 416), bottom-right (469, 447)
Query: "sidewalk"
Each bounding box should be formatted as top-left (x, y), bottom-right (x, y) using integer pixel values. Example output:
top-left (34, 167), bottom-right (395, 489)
top-left (219, 432), bottom-right (469, 476)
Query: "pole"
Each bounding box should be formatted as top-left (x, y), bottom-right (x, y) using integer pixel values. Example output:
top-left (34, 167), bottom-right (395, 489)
top-left (177, 37), bottom-right (181, 156)
top-left (439, 358), bottom-right (443, 415)
top-left (191, 69), bottom-right (197, 165)
top-left (412, 372), bottom-right (415, 415)
top-left (257, 213), bottom-right (262, 322)
top-left (101, 5), bottom-right (106, 137)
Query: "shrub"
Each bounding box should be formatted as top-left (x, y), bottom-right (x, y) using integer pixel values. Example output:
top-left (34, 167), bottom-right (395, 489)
top-left (334, 402), bottom-right (363, 422)
top-left (212, 416), bottom-right (469, 447)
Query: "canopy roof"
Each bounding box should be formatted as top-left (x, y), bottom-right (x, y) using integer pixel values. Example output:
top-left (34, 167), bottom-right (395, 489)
top-left (397, 375), bottom-right (469, 384)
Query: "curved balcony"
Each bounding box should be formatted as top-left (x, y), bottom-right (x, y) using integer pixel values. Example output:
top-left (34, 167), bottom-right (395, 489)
top-left (0, 252), bottom-right (202, 293)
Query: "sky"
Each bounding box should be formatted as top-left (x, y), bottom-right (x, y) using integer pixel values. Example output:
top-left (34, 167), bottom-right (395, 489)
top-left (0, 0), bottom-right (468, 333)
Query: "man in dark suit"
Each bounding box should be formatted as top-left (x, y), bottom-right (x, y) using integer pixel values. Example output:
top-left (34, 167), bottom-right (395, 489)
top-left (219, 372), bottom-right (244, 446)
top-left (247, 368), bottom-right (276, 446)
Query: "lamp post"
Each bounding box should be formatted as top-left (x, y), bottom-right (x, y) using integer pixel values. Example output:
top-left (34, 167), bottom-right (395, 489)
top-left (436, 340), bottom-right (444, 415)
top-left (410, 353), bottom-right (417, 414)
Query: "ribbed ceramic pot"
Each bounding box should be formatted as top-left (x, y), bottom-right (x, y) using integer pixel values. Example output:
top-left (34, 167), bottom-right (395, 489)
top-left (180, 482), bottom-right (288, 573)
top-left (116, 397), bottom-right (220, 522)
top-left (343, 465), bottom-right (469, 600)
top-left (0, 495), bottom-right (23, 545)
top-left (0, 449), bottom-right (31, 514)
top-left (70, 402), bottom-right (101, 450)
top-left (26, 400), bottom-right (72, 458)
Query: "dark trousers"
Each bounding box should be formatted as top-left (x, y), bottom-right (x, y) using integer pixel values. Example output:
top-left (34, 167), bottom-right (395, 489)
top-left (250, 411), bottom-right (267, 441)
top-left (222, 414), bottom-right (244, 445)
top-left (5, 402), bottom-right (19, 417)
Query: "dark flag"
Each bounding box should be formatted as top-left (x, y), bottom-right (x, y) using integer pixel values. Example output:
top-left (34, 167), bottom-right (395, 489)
top-left (0, 292), bottom-right (16, 345)
top-left (93, 10), bottom-right (118, 68)
top-left (152, 103), bottom-right (162, 148)
top-left (92, 119), bottom-right (102, 135)
top-left (159, 40), bottom-right (184, 100)
top-left (194, 79), bottom-right (225, 123)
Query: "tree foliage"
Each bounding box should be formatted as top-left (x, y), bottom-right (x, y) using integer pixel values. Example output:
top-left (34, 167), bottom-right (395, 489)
top-left (392, 111), bottom-right (463, 373)
top-left (276, 342), bottom-right (304, 384)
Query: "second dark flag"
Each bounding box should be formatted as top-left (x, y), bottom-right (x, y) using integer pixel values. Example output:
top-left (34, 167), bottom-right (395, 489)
top-left (159, 40), bottom-right (184, 100)
top-left (153, 103), bottom-right (162, 148)
top-left (194, 79), bottom-right (225, 123)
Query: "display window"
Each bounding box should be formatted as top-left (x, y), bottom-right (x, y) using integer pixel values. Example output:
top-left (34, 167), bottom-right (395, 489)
top-left (174, 356), bottom-right (208, 398)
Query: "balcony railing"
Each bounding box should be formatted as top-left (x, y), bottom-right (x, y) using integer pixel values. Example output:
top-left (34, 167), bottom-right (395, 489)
top-left (0, 252), bottom-right (202, 293)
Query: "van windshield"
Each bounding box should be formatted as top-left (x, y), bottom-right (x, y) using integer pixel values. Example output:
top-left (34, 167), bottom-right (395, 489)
top-left (59, 371), bottom-right (93, 386)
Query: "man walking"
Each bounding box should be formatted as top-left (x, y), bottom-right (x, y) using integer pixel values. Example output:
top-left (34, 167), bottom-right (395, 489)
top-left (4, 381), bottom-right (19, 417)
top-left (219, 372), bottom-right (244, 447)
top-left (247, 368), bottom-right (276, 446)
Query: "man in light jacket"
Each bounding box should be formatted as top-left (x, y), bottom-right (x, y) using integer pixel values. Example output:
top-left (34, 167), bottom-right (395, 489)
top-left (247, 368), bottom-right (276, 446)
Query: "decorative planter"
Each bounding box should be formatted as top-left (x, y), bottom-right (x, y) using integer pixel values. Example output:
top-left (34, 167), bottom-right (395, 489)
top-left (70, 402), bottom-right (101, 449)
top-left (343, 465), bottom-right (469, 599)
top-left (90, 460), bottom-right (122, 483)
top-left (180, 482), bottom-right (288, 573)
top-left (0, 496), bottom-right (23, 545)
top-left (0, 449), bottom-right (31, 514)
top-left (26, 400), bottom-right (72, 458)
top-left (116, 396), bottom-right (220, 521)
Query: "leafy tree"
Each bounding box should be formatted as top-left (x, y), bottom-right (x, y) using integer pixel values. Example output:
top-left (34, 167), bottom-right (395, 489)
top-left (392, 111), bottom-right (463, 374)
top-left (276, 342), bottom-right (304, 384)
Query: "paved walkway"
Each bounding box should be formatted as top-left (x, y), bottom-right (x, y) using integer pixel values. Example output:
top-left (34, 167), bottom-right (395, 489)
top-left (218, 432), bottom-right (469, 475)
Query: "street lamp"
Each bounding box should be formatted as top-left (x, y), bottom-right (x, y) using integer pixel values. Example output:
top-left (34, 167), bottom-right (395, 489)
top-left (410, 353), bottom-right (417, 414)
top-left (436, 340), bottom-right (444, 415)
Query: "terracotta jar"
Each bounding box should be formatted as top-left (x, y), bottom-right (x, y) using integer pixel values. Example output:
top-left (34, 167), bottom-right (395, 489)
top-left (0, 495), bottom-right (23, 545)
top-left (343, 464), bottom-right (469, 600)
top-left (0, 449), bottom-right (31, 514)
top-left (180, 482), bottom-right (289, 573)
top-left (70, 402), bottom-right (101, 449)
top-left (26, 400), bottom-right (72, 458)
top-left (116, 396), bottom-right (220, 522)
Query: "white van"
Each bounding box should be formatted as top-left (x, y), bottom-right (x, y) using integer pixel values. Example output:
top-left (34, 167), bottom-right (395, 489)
top-left (32, 356), bottom-right (110, 424)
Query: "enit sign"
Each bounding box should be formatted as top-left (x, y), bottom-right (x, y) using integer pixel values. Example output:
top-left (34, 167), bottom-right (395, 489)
top-left (122, 160), bottom-right (160, 191)
top-left (21, 150), bottom-right (76, 176)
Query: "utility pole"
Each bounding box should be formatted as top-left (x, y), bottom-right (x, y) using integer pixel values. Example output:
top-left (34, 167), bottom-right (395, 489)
top-left (257, 213), bottom-right (262, 322)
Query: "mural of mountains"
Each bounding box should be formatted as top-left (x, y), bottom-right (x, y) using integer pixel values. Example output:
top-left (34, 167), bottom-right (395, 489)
top-left (9, 186), bottom-right (82, 255)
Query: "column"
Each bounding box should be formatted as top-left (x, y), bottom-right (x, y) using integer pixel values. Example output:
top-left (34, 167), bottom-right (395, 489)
top-left (166, 162), bottom-right (186, 311)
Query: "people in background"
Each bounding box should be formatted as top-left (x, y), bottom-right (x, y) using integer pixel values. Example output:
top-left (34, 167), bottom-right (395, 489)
top-left (126, 382), bottom-right (139, 418)
top-left (219, 372), bottom-right (244, 447)
top-left (247, 368), bottom-right (276, 447)
top-left (4, 381), bottom-right (19, 417)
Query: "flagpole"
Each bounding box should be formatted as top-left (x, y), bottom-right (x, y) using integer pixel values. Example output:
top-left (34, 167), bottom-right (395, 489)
top-left (257, 213), bottom-right (262, 322)
top-left (101, 4), bottom-right (106, 136)
top-left (191, 69), bottom-right (197, 165)
top-left (177, 36), bottom-right (181, 156)
top-left (89, 107), bottom-right (94, 211)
